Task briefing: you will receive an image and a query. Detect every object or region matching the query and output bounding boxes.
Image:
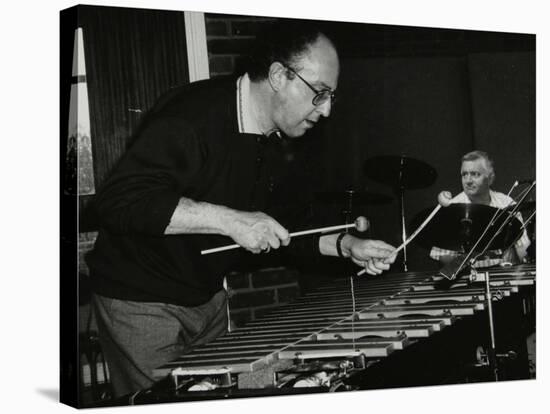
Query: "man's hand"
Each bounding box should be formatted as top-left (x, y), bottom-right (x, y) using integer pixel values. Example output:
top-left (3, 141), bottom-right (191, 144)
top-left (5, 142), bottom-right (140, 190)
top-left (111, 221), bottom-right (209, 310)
top-left (165, 198), bottom-right (289, 254)
top-left (343, 237), bottom-right (397, 275)
top-left (225, 211), bottom-right (290, 254)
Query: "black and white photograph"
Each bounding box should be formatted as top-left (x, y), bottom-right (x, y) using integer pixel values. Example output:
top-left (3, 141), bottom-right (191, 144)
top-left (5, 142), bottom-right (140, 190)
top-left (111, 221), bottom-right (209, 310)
top-left (3, 0), bottom-right (548, 413)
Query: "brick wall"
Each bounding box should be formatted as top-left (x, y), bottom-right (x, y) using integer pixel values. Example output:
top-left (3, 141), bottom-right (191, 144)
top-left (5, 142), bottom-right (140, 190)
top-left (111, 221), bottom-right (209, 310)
top-left (205, 13), bottom-right (277, 77)
top-left (225, 267), bottom-right (301, 328)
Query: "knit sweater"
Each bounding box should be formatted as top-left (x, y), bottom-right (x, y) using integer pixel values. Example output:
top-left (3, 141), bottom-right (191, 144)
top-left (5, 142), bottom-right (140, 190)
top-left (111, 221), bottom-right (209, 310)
top-left (88, 76), bottom-right (321, 306)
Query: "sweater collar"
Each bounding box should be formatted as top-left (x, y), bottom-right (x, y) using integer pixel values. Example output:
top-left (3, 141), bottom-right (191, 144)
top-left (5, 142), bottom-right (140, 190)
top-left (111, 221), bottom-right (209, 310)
top-left (236, 74), bottom-right (281, 138)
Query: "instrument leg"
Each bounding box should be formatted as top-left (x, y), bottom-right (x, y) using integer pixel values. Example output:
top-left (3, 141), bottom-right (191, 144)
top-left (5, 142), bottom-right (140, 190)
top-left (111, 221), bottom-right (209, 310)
top-left (483, 271), bottom-right (499, 381)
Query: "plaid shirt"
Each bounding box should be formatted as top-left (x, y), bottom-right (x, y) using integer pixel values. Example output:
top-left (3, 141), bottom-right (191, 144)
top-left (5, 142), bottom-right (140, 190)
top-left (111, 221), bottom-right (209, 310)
top-left (430, 191), bottom-right (530, 267)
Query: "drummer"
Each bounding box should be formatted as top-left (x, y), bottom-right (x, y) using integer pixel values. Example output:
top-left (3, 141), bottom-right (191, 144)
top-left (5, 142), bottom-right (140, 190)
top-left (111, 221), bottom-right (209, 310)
top-left (430, 150), bottom-right (530, 266)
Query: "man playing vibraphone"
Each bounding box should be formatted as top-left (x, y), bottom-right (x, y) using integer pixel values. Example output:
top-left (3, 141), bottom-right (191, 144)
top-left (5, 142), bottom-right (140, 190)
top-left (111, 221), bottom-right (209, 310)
top-left (431, 150), bottom-right (530, 267)
top-left (87, 20), bottom-right (397, 398)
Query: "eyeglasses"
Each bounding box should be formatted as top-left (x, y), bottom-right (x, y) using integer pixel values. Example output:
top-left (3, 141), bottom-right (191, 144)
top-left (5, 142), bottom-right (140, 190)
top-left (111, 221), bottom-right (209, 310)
top-left (284, 65), bottom-right (336, 107)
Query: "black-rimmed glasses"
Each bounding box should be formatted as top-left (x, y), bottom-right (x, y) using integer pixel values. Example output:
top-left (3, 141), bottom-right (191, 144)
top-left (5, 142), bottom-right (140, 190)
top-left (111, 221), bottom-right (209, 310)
top-left (284, 65), bottom-right (336, 106)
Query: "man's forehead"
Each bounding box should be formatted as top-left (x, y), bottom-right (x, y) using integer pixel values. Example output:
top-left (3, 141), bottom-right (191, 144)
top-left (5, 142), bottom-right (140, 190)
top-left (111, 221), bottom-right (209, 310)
top-left (299, 38), bottom-right (339, 88)
top-left (461, 159), bottom-right (488, 171)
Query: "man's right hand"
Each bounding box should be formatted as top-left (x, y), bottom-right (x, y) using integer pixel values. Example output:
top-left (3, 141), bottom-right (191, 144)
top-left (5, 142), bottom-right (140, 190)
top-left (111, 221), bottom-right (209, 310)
top-left (225, 211), bottom-right (290, 254)
top-left (165, 198), bottom-right (289, 253)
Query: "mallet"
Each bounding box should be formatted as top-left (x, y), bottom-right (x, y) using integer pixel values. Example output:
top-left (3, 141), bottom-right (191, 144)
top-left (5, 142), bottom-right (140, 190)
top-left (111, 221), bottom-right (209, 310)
top-left (201, 216), bottom-right (369, 255)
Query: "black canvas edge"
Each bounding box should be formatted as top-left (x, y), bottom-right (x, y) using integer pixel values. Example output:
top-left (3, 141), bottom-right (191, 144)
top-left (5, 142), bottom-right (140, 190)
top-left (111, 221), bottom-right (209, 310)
top-left (60, 4), bottom-right (80, 408)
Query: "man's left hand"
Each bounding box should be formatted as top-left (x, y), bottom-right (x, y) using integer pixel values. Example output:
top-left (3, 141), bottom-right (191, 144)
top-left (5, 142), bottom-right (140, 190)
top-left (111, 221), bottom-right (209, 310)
top-left (345, 238), bottom-right (397, 275)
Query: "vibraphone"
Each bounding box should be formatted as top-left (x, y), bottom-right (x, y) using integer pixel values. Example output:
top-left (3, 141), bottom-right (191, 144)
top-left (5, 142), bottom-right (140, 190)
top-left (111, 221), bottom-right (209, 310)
top-left (139, 264), bottom-right (535, 402)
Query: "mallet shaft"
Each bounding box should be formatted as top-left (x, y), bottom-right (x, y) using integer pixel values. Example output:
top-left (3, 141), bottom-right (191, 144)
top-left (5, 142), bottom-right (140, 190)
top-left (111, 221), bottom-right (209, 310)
top-left (201, 223), bottom-right (355, 255)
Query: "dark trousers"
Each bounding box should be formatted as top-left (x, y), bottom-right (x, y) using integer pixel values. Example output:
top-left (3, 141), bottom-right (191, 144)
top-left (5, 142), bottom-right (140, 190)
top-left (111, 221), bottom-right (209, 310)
top-left (92, 290), bottom-right (228, 398)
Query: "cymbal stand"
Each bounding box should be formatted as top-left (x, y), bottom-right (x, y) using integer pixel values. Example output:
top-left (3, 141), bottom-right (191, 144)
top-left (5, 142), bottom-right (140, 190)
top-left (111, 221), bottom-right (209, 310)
top-left (342, 190), bottom-right (354, 227)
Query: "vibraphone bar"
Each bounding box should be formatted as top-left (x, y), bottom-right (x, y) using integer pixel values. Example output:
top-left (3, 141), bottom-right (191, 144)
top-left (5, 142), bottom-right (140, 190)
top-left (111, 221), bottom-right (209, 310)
top-left (151, 264), bottom-right (535, 395)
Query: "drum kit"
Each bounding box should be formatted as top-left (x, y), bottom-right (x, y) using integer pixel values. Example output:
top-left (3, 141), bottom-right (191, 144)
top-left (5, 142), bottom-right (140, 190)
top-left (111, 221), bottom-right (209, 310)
top-left (410, 203), bottom-right (523, 252)
top-left (316, 155), bottom-right (435, 270)
top-left (318, 155), bottom-right (535, 382)
top-left (316, 154), bottom-right (535, 272)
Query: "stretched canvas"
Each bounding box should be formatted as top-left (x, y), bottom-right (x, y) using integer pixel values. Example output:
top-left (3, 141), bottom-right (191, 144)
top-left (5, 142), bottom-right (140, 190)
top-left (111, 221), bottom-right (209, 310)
top-left (60, 2), bottom-right (536, 409)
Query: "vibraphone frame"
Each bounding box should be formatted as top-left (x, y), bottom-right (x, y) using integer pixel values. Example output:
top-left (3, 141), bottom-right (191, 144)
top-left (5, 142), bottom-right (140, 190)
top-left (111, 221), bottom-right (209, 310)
top-left (123, 264), bottom-right (535, 404)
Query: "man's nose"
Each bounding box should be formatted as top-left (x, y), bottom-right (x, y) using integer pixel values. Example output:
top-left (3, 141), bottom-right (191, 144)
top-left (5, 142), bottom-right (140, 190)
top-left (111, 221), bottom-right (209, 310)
top-left (316, 99), bottom-right (332, 118)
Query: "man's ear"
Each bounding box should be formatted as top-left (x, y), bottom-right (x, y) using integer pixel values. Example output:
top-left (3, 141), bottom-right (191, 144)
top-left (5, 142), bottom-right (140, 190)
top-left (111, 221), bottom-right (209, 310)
top-left (268, 62), bottom-right (288, 92)
top-left (488, 171), bottom-right (495, 186)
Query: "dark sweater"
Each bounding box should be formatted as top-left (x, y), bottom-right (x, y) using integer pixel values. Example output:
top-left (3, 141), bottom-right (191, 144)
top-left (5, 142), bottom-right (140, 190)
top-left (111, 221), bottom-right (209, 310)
top-left (88, 76), bottom-right (321, 306)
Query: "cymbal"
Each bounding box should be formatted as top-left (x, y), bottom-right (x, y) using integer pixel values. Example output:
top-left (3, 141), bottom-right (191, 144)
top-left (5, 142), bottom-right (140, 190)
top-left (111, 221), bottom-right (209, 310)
top-left (315, 190), bottom-right (393, 205)
top-left (364, 155), bottom-right (437, 190)
top-left (410, 203), bottom-right (523, 251)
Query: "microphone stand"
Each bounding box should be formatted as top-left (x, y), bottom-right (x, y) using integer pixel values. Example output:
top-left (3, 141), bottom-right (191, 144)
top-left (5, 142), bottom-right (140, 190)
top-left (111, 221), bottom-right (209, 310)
top-left (436, 203), bottom-right (507, 380)
top-left (470, 180), bottom-right (536, 265)
top-left (438, 203), bottom-right (505, 280)
top-left (439, 180), bottom-right (535, 381)
top-left (438, 181), bottom-right (532, 280)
